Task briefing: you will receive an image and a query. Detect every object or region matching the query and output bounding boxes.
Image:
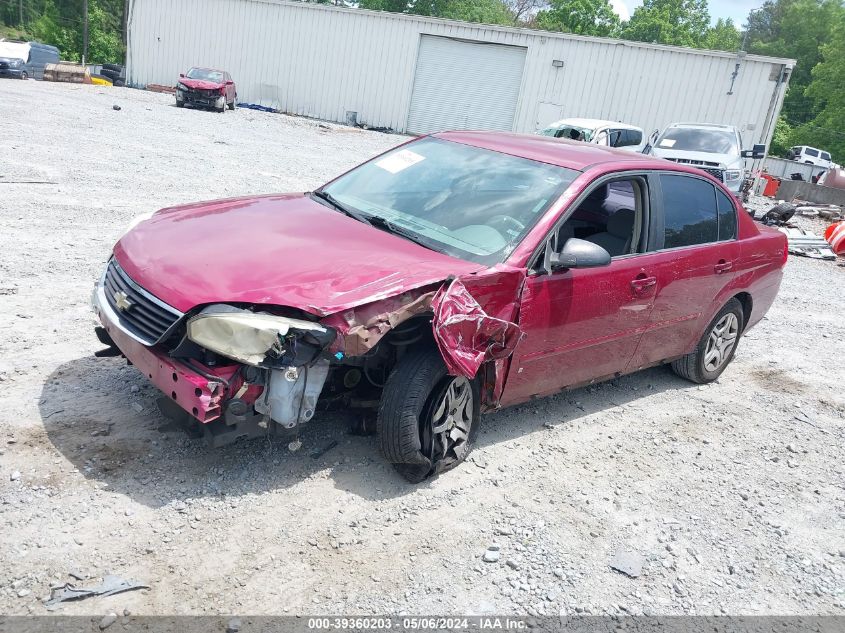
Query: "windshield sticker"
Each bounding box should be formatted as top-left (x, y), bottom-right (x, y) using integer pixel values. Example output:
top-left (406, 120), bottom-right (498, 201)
top-left (375, 149), bottom-right (426, 174)
top-left (659, 139), bottom-right (676, 148)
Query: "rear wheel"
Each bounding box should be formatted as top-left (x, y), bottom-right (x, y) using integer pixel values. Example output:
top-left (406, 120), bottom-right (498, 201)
top-left (378, 348), bottom-right (479, 483)
top-left (671, 299), bottom-right (744, 384)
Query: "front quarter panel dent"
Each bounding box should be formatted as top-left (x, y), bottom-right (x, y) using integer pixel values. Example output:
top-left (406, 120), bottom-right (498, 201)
top-left (430, 268), bottom-right (526, 396)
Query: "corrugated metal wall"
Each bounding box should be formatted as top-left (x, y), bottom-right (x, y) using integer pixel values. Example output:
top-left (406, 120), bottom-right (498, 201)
top-left (126, 0), bottom-right (794, 147)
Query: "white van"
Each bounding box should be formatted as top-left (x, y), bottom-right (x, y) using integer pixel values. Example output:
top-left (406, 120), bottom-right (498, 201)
top-left (786, 146), bottom-right (833, 169)
top-left (538, 118), bottom-right (645, 152)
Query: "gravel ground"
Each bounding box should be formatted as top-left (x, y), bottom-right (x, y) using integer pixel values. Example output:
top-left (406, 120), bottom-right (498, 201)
top-left (1, 80), bottom-right (844, 617)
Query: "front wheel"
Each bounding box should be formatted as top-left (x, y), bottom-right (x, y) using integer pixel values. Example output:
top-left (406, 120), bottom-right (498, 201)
top-left (378, 348), bottom-right (479, 483)
top-left (20, 71), bottom-right (28, 80)
top-left (671, 299), bottom-right (744, 384)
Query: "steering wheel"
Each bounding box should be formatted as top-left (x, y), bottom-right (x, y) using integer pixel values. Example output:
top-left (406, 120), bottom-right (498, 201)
top-left (488, 214), bottom-right (525, 235)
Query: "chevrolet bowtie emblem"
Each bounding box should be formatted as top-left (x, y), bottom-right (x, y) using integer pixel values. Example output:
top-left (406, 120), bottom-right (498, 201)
top-left (113, 290), bottom-right (134, 312)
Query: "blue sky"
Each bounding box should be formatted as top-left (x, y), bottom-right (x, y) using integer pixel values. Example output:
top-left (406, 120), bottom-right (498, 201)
top-left (611, 0), bottom-right (759, 25)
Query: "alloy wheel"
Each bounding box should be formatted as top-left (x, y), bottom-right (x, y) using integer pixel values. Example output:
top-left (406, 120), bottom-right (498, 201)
top-left (426, 377), bottom-right (473, 465)
top-left (703, 312), bottom-right (739, 372)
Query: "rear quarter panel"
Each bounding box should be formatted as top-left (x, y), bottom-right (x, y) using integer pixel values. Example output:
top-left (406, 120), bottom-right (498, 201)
top-left (697, 217), bottom-right (786, 345)
top-left (731, 225), bottom-right (787, 332)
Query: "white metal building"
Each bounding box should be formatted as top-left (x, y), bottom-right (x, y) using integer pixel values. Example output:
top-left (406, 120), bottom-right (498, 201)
top-left (126, 0), bottom-right (795, 148)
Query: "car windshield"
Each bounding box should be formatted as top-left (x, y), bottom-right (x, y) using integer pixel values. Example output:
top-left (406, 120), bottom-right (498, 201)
top-left (539, 125), bottom-right (594, 142)
top-left (657, 128), bottom-right (738, 154)
top-left (321, 138), bottom-right (578, 265)
top-left (186, 68), bottom-right (224, 82)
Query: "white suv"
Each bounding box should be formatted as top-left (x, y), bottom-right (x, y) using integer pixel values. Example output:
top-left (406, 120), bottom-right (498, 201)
top-left (645, 123), bottom-right (763, 194)
top-left (786, 146), bottom-right (833, 169)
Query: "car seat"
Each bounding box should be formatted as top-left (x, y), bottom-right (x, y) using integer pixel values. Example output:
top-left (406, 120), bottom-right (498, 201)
top-left (584, 208), bottom-right (636, 256)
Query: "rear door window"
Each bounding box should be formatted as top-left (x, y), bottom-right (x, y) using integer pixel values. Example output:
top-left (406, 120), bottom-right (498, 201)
top-left (659, 174), bottom-right (718, 248)
top-left (821, 152), bottom-right (831, 161)
top-left (611, 129), bottom-right (642, 148)
top-left (716, 189), bottom-right (737, 241)
top-left (806, 148), bottom-right (819, 157)
top-left (624, 129), bottom-right (643, 147)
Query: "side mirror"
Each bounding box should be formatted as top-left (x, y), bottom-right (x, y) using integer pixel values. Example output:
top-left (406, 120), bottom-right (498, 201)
top-left (741, 144), bottom-right (766, 159)
top-left (550, 238), bottom-right (611, 271)
top-left (179, 73), bottom-right (185, 78)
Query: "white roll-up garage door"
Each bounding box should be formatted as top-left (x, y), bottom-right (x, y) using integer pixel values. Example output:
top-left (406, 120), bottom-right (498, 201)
top-left (406, 35), bottom-right (527, 135)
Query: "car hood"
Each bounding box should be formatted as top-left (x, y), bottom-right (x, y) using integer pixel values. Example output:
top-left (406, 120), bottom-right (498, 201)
top-left (178, 78), bottom-right (224, 90)
top-left (0, 57), bottom-right (22, 63)
top-left (650, 147), bottom-right (741, 168)
top-left (113, 194), bottom-right (483, 316)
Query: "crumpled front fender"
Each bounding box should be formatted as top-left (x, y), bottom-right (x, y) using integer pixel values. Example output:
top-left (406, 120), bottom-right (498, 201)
top-left (431, 267), bottom-right (526, 382)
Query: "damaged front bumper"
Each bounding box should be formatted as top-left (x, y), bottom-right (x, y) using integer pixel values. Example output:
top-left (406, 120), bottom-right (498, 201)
top-left (92, 270), bottom-right (335, 445)
top-left (176, 88), bottom-right (224, 109)
top-left (93, 282), bottom-right (241, 423)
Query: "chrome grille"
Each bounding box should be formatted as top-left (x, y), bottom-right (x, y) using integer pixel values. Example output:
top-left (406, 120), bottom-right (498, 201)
top-left (700, 167), bottom-right (725, 182)
top-left (665, 157), bottom-right (721, 167)
top-left (103, 260), bottom-right (183, 345)
top-left (665, 158), bottom-right (724, 182)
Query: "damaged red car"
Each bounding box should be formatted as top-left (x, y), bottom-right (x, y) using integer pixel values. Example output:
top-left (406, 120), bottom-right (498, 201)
top-left (92, 133), bottom-right (787, 482)
top-left (175, 67), bottom-right (236, 112)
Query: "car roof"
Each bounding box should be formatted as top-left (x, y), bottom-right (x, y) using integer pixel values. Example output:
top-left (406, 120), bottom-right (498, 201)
top-left (666, 122), bottom-right (739, 132)
top-left (189, 66), bottom-right (225, 72)
top-left (433, 131), bottom-right (668, 171)
top-left (544, 118), bottom-right (642, 132)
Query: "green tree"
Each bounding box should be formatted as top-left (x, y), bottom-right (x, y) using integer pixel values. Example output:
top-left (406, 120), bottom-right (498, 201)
top-left (768, 115), bottom-right (793, 157)
top-left (30, 0), bottom-right (78, 60)
top-left (358, 0), bottom-right (409, 11)
top-left (7, 0), bottom-right (125, 63)
top-left (702, 18), bottom-right (740, 51)
top-left (534, 0), bottom-right (620, 36)
top-left (795, 18), bottom-right (845, 162)
top-left (743, 0), bottom-right (845, 128)
top-left (620, 0), bottom-right (711, 47)
top-left (86, 1), bottom-right (123, 63)
top-left (360, 0), bottom-right (515, 24)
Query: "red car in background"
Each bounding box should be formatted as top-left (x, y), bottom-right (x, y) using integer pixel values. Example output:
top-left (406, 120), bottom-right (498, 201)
top-left (92, 134), bottom-right (787, 482)
top-left (176, 67), bottom-right (236, 112)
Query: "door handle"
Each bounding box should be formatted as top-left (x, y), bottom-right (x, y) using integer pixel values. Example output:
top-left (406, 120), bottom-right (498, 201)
top-left (630, 275), bottom-right (657, 293)
top-left (714, 260), bottom-right (733, 274)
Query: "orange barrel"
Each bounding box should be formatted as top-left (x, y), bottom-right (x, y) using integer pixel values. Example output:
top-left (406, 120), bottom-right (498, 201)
top-left (824, 222), bottom-right (845, 256)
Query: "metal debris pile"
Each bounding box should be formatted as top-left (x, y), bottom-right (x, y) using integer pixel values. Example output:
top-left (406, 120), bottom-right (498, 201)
top-left (752, 201), bottom-right (844, 260)
top-left (792, 203), bottom-right (844, 222)
top-left (777, 227), bottom-right (837, 260)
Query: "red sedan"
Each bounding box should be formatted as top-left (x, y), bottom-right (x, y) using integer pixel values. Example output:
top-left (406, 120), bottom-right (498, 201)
top-left (92, 133), bottom-right (787, 482)
top-left (175, 67), bottom-right (236, 112)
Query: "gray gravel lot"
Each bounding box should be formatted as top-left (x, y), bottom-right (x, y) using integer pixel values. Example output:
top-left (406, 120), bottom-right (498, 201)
top-left (0, 80), bottom-right (843, 617)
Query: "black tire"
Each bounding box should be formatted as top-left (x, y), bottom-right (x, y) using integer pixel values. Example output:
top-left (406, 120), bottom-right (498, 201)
top-left (102, 63), bottom-right (123, 73)
top-left (378, 347), bottom-right (480, 483)
top-left (114, 78), bottom-right (125, 87)
top-left (100, 68), bottom-right (120, 82)
top-left (671, 298), bottom-right (744, 384)
top-left (176, 100), bottom-right (184, 108)
top-left (228, 98), bottom-right (235, 110)
top-left (20, 71), bottom-right (28, 80)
